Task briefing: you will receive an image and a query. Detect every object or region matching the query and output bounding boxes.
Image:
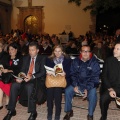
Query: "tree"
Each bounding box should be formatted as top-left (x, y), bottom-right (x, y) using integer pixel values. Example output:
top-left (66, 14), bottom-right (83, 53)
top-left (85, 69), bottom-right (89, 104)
top-left (68, 0), bottom-right (120, 15)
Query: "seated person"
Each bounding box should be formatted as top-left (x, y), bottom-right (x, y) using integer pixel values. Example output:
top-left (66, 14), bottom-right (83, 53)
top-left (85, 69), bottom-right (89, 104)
top-left (0, 42), bottom-right (22, 110)
top-left (63, 45), bottom-right (100, 120)
top-left (100, 42), bottom-right (120, 120)
top-left (3, 42), bottom-right (46, 120)
top-left (92, 42), bottom-right (106, 60)
top-left (39, 38), bottom-right (52, 55)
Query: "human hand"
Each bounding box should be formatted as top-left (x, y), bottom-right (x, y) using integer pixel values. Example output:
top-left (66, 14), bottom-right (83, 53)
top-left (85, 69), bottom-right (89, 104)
top-left (109, 90), bottom-right (116, 98)
top-left (16, 79), bottom-right (23, 83)
top-left (74, 86), bottom-right (79, 93)
top-left (24, 74), bottom-right (32, 82)
top-left (57, 72), bottom-right (66, 76)
top-left (47, 73), bottom-right (52, 76)
top-left (2, 69), bottom-right (8, 73)
top-left (83, 89), bottom-right (87, 99)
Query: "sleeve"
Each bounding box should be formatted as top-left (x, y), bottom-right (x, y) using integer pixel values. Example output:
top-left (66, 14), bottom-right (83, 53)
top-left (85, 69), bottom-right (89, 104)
top-left (70, 59), bottom-right (79, 87)
top-left (20, 56), bottom-right (27, 74)
top-left (63, 58), bottom-right (72, 86)
top-left (101, 59), bottom-right (111, 89)
top-left (33, 56), bottom-right (46, 79)
top-left (86, 60), bottom-right (100, 90)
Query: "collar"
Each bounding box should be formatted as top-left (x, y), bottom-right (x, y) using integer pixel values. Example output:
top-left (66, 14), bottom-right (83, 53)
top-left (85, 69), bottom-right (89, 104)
top-left (79, 54), bottom-right (92, 62)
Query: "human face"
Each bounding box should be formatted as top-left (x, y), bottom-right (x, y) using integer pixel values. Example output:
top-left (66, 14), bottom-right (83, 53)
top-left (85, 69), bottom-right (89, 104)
top-left (54, 47), bottom-right (62, 58)
top-left (80, 46), bottom-right (91, 61)
top-left (9, 46), bottom-right (17, 58)
top-left (113, 44), bottom-right (120, 60)
top-left (29, 46), bottom-right (39, 58)
top-left (97, 43), bottom-right (102, 48)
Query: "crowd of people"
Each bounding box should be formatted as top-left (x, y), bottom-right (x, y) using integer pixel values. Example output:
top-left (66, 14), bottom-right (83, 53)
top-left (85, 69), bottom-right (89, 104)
top-left (0, 29), bottom-right (120, 120)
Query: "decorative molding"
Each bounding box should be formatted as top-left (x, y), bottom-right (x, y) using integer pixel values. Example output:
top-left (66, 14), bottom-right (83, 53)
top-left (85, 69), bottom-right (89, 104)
top-left (17, 6), bottom-right (43, 34)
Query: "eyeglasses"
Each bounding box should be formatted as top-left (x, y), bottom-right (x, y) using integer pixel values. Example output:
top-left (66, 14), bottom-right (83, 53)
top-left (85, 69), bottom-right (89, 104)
top-left (81, 50), bottom-right (91, 53)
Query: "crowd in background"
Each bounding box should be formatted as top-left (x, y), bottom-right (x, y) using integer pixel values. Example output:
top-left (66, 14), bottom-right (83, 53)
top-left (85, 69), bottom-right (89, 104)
top-left (0, 29), bottom-right (120, 60)
top-left (0, 29), bottom-right (120, 120)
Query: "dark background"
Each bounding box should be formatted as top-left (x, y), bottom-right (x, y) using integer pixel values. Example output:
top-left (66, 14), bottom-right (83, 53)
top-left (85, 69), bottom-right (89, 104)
top-left (96, 8), bottom-right (120, 35)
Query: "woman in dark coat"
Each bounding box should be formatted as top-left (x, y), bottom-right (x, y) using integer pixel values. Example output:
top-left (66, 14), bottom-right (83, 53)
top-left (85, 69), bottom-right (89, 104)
top-left (45, 45), bottom-right (72, 120)
top-left (0, 42), bottom-right (22, 110)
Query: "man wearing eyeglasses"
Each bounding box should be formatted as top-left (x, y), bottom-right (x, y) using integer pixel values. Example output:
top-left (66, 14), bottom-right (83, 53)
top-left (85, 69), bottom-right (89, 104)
top-left (63, 45), bottom-right (100, 120)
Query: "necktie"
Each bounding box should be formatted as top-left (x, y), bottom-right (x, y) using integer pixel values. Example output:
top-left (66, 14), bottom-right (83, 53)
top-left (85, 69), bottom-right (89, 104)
top-left (28, 58), bottom-right (34, 75)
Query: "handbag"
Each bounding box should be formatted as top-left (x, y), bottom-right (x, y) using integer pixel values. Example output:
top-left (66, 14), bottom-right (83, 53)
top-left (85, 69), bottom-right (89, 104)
top-left (1, 72), bottom-right (13, 84)
top-left (45, 75), bottom-right (67, 88)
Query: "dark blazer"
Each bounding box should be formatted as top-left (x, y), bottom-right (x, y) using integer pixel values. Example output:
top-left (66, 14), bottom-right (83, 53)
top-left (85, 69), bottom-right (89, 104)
top-left (39, 45), bottom-right (52, 55)
top-left (20, 54), bottom-right (46, 79)
top-left (46, 56), bottom-right (72, 87)
top-left (19, 54), bottom-right (46, 106)
top-left (0, 51), bottom-right (22, 76)
top-left (0, 52), bottom-right (22, 83)
top-left (101, 56), bottom-right (120, 92)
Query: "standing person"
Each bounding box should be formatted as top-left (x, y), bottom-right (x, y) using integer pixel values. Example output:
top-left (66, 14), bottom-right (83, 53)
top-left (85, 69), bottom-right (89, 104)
top-left (46, 45), bottom-right (71, 120)
top-left (63, 45), bottom-right (100, 120)
top-left (0, 42), bottom-right (22, 110)
top-left (100, 42), bottom-right (120, 120)
top-left (3, 42), bottom-right (46, 120)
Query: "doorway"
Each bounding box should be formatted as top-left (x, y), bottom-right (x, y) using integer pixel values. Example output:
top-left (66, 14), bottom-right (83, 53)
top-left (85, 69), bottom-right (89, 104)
top-left (24, 15), bottom-right (38, 34)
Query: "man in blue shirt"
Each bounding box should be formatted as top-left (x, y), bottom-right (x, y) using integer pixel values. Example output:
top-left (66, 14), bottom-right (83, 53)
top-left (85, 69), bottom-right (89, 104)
top-left (63, 45), bottom-right (100, 120)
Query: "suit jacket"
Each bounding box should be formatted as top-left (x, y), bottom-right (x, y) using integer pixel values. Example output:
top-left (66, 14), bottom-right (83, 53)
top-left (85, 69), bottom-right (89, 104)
top-left (19, 54), bottom-right (46, 106)
top-left (21, 54), bottom-right (46, 79)
top-left (101, 56), bottom-right (120, 93)
top-left (39, 45), bottom-right (52, 55)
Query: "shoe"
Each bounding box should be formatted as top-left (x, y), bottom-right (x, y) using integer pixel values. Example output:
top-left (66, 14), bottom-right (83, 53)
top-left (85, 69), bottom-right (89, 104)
top-left (0, 106), bottom-right (3, 110)
top-left (3, 110), bottom-right (16, 120)
top-left (55, 116), bottom-right (60, 120)
top-left (28, 112), bottom-right (37, 120)
top-left (47, 115), bottom-right (52, 120)
top-left (63, 110), bottom-right (73, 120)
top-left (100, 116), bottom-right (106, 120)
top-left (87, 115), bottom-right (93, 120)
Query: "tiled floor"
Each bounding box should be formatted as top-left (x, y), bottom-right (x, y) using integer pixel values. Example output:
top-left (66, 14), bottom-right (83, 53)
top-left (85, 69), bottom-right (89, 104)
top-left (1, 95), bottom-right (120, 120)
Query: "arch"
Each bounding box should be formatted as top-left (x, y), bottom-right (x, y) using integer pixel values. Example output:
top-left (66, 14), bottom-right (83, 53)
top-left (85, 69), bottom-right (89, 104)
top-left (24, 15), bottom-right (39, 34)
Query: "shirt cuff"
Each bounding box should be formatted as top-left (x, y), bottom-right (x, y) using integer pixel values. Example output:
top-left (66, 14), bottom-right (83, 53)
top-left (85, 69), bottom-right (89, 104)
top-left (32, 75), bottom-right (35, 79)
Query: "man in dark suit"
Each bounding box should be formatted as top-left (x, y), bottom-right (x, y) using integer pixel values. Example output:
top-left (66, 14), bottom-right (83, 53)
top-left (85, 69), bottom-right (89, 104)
top-left (100, 42), bottom-right (120, 120)
top-left (3, 42), bottom-right (46, 120)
